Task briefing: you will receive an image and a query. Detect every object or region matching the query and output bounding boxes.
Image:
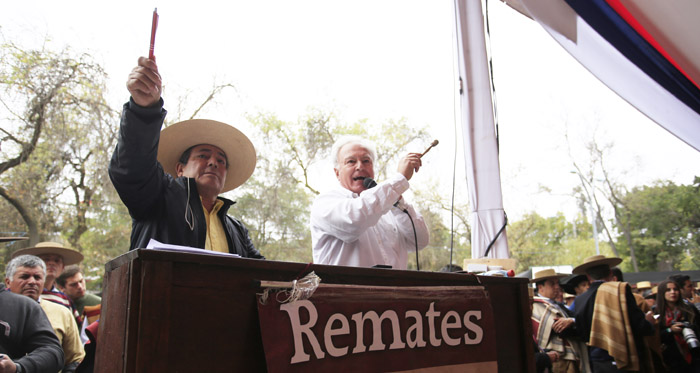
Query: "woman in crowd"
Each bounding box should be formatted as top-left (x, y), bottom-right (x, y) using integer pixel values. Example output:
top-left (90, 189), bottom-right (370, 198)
top-left (656, 280), bottom-right (700, 372)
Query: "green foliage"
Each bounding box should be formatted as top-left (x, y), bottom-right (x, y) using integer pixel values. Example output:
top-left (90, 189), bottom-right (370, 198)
top-left (0, 38), bottom-right (128, 289)
top-left (508, 212), bottom-right (608, 272)
top-left (613, 179), bottom-right (700, 271)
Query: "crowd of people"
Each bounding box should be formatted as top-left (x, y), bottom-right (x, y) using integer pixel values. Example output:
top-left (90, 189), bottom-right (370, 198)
top-left (531, 255), bottom-right (700, 373)
top-left (3, 55), bottom-right (699, 372)
top-left (1, 241), bottom-right (101, 372)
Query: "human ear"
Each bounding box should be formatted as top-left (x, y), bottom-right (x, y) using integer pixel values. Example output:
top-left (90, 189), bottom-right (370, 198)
top-left (175, 162), bottom-right (185, 177)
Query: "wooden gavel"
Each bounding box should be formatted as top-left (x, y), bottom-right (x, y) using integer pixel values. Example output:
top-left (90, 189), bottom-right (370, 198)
top-left (420, 140), bottom-right (439, 158)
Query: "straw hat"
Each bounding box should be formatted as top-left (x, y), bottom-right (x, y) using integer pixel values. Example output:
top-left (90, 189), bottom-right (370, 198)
top-left (636, 281), bottom-right (652, 291)
top-left (157, 119), bottom-right (256, 193)
top-left (530, 268), bottom-right (567, 283)
top-left (0, 237), bottom-right (28, 243)
top-left (572, 255), bottom-right (622, 275)
top-left (12, 241), bottom-right (84, 265)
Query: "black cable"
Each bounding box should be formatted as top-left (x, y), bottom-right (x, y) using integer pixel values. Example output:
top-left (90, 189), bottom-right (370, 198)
top-left (403, 209), bottom-right (420, 271)
top-left (483, 212), bottom-right (508, 258)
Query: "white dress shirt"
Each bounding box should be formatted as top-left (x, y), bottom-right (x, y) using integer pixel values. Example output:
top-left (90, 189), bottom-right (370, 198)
top-left (310, 173), bottom-right (429, 270)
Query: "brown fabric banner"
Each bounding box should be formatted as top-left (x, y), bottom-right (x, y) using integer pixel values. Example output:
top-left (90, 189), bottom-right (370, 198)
top-left (257, 284), bottom-right (497, 373)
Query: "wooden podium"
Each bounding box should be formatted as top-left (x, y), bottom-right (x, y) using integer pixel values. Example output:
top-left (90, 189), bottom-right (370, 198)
top-left (95, 249), bottom-right (534, 372)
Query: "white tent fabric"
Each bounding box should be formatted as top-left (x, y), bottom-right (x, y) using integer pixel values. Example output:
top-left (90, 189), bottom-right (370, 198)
top-left (454, 0), bottom-right (510, 259)
top-left (509, 0), bottom-right (700, 152)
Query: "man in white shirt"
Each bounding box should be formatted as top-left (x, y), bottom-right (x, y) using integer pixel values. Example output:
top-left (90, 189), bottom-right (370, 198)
top-left (310, 136), bottom-right (429, 270)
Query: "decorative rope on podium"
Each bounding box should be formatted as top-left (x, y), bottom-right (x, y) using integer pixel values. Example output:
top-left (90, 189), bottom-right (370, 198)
top-left (257, 271), bottom-right (321, 305)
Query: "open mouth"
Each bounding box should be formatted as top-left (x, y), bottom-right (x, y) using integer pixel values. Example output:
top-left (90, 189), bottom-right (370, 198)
top-left (352, 176), bottom-right (366, 181)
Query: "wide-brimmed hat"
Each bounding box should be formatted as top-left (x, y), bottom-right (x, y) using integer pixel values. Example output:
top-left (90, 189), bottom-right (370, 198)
top-left (530, 268), bottom-right (567, 283)
top-left (572, 255), bottom-right (622, 275)
top-left (157, 119), bottom-right (256, 193)
top-left (560, 274), bottom-right (589, 295)
top-left (636, 281), bottom-right (652, 291)
top-left (12, 241), bottom-right (84, 265)
top-left (0, 237), bottom-right (28, 243)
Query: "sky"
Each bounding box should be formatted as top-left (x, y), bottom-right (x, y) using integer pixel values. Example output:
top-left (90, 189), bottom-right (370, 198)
top-left (2, 0), bottom-right (699, 223)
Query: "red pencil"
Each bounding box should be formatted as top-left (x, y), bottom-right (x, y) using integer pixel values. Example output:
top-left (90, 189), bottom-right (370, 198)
top-left (149, 8), bottom-right (159, 60)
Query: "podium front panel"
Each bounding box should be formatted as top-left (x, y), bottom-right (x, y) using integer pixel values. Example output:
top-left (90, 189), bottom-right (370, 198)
top-left (95, 250), bottom-right (534, 372)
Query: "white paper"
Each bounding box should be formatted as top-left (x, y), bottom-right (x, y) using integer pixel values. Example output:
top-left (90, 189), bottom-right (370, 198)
top-left (145, 239), bottom-right (240, 258)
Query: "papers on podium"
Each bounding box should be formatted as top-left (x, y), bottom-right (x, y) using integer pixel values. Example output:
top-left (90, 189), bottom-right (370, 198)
top-left (146, 239), bottom-right (241, 258)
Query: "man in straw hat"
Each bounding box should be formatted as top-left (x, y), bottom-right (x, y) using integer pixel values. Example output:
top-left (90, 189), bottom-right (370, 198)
top-left (572, 255), bottom-right (656, 372)
top-left (12, 241), bottom-right (83, 320)
top-left (109, 57), bottom-right (263, 258)
top-left (636, 281), bottom-right (652, 295)
top-left (531, 269), bottom-right (589, 373)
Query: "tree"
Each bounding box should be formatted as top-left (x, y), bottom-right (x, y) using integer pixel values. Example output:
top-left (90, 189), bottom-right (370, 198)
top-left (507, 211), bottom-right (610, 272)
top-left (0, 40), bottom-right (116, 249)
top-left (612, 179), bottom-right (700, 271)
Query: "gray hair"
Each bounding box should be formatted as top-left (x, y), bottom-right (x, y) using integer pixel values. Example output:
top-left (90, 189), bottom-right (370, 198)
top-left (330, 135), bottom-right (377, 169)
top-left (5, 255), bottom-right (46, 280)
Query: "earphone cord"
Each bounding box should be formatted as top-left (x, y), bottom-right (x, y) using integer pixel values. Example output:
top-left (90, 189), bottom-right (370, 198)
top-left (184, 180), bottom-right (195, 231)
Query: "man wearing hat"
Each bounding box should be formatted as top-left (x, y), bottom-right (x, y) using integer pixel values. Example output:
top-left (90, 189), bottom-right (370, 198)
top-left (109, 57), bottom-right (263, 258)
top-left (531, 269), bottom-right (589, 373)
top-left (4, 255), bottom-right (84, 372)
top-left (572, 255), bottom-right (655, 372)
top-left (0, 236), bottom-right (64, 373)
top-left (636, 281), bottom-right (652, 295)
top-left (12, 241), bottom-right (83, 320)
top-left (560, 274), bottom-right (589, 312)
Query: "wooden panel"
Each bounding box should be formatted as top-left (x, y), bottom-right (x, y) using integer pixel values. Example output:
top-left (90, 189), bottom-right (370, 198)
top-left (134, 260), bottom-right (173, 372)
top-left (95, 260), bottom-right (130, 372)
top-left (95, 250), bottom-right (534, 372)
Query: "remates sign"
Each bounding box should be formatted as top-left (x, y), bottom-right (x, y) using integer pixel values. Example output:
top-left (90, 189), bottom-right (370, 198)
top-left (257, 284), bottom-right (497, 372)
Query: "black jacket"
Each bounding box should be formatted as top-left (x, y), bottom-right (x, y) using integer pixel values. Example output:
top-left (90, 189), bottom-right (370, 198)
top-left (0, 284), bottom-right (64, 372)
top-left (108, 99), bottom-right (263, 258)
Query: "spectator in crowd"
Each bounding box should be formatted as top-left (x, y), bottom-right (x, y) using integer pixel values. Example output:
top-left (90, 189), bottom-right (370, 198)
top-left (529, 287), bottom-right (557, 373)
top-left (643, 289), bottom-right (657, 311)
top-left (573, 255), bottom-right (655, 372)
top-left (56, 265), bottom-right (101, 317)
top-left (531, 269), bottom-right (589, 372)
top-left (670, 274), bottom-right (695, 302)
top-left (560, 274), bottom-right (589, 311)
top-left (5, 255), bottom-right (85, 372)
top-left (310, 136), bottom-right (429, 269)
top-left (636, 281), bottom-right (652, 295)
top-left (655, 279), bottom-right (700, 372)
top-left (563, 293), bottom-right (575, 308)
top-left (12, 242), bottom-right (82, 320)
top-left (0, 273), bottom-right (63, 373)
